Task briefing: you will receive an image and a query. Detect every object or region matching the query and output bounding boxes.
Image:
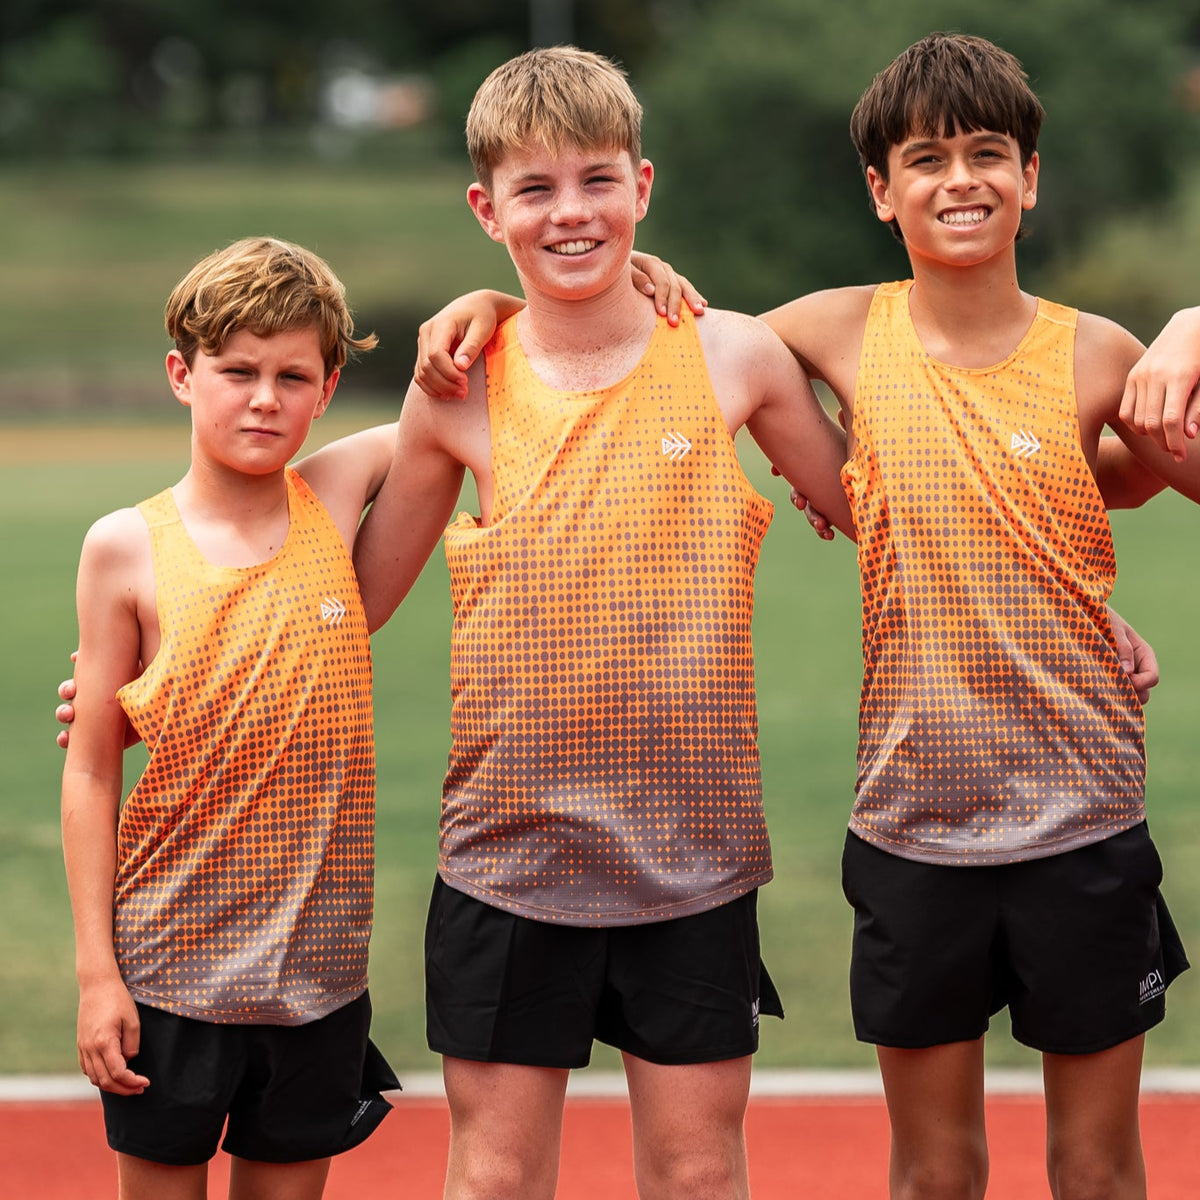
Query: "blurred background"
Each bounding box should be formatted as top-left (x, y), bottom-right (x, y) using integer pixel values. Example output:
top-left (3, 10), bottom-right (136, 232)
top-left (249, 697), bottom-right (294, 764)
top-left (3, 0), bottom-right (1200, 1078)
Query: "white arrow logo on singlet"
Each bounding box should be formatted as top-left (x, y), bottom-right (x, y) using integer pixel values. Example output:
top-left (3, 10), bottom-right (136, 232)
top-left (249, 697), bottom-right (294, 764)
top-left (321, 596), bottom-right (346, 626)
top-left (661, 431), bottom-right (691, 461)
top-left (1010, 429), bottom-right (1041, 458)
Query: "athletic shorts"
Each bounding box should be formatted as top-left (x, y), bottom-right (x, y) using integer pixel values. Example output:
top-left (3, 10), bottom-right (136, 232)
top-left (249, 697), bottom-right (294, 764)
top-left (100, 991), bottom-right (399, 1166)
top-left (425, 877), bottom-right (783, 1068)
top-left (841, 823), bottom-right (1190, 1055)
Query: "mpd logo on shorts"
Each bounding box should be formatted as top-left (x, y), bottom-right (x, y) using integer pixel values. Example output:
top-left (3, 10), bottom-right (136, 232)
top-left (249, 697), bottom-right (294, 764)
top-left (1138, 969), bottom-right (1165, 1005)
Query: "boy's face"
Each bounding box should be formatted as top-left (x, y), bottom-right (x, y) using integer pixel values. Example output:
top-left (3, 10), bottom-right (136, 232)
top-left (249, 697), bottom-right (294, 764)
top-left (167, 325), bottom-right (337, 474)
top-left (467, 142), bottom-right (653, 303)
top-left (867, 128), bottom-right (1038, 269)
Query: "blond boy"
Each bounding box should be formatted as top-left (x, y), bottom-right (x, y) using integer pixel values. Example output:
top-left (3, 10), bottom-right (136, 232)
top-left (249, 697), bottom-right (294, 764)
top-left (61, 237), bottom-right (399, 1200)
top-left (350, 46), bottom-right (853, 1200)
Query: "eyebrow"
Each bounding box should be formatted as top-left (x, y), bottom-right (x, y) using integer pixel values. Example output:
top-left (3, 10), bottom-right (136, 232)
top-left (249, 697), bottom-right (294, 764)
top-left (899, 131), bottom-right (1011, 155)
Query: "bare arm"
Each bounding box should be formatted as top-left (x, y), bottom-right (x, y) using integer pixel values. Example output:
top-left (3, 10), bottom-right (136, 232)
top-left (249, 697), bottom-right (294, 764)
top-left (351, 380), bottom-right (476, 632)
top-left (1093, 435), bottom-right (1165, 510)
top-left (698, 310), bottom-right (854, 540)
top-left (1077, 312), bottom-right (1200, 506)
top-left (294, 422), bottom-right (398, 548)
top-left (61, 512), bottom-right (152, 1096)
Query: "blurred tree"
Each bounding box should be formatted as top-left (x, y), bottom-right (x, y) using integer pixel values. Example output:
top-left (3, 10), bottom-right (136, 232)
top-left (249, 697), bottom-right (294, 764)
top-left (638, 0), bottom-right (1197, 311)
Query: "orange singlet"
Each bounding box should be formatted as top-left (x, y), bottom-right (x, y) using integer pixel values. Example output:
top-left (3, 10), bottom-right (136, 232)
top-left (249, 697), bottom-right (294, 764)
top-left (440, 310), bottom-right (774, 925)
top-left (114, 470), bottom-right (374, 1023)
top-left (842, 281), bottom-right (1145, 865)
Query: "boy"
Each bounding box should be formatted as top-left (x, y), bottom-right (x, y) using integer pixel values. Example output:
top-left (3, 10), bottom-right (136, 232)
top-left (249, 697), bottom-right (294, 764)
top-left (418, 34), bottom-right (1196, 1200)
top-left (61, 236), bottom-right (401, 1200)
top-left (350, 45), bottom-right (855, 1200)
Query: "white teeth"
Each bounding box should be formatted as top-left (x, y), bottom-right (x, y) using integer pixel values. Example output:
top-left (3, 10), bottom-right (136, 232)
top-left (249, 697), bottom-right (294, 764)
top-left (549, 240), bottom-right (597, 255)
top-left (940, 210), bottom-right (987, 226)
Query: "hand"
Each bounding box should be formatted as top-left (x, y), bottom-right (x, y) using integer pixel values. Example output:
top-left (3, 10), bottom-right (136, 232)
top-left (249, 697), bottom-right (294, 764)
top-left (630, 252), bottom-right (707, 327)
top-left (414, 290), bottom-right (524, 401)
top-left (77, 977), bottom-right (149, 1095)
top-left (1108, 605), bottom-right (1159, 704)
top-left (1119, 307), bottom-right (1200, 461)
top-left (770, 465), bottom-right (835, 540)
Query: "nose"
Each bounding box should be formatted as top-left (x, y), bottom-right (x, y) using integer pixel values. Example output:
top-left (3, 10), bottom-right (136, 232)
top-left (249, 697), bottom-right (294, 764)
top-left (944, 154), bottom-right (978, 191)
top-left (550, 184), bottom-right (591, 225)
top-left (248, 380), bottom-right (281, 412)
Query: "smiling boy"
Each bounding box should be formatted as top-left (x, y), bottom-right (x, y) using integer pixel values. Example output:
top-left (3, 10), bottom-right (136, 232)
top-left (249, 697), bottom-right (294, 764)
top-left (350, 45), bottom-right (853, 1200)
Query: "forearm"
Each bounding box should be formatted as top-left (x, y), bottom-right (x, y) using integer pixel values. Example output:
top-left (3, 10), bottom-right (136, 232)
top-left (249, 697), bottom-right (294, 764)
top-left (61, 773), bottom-right (122, 985)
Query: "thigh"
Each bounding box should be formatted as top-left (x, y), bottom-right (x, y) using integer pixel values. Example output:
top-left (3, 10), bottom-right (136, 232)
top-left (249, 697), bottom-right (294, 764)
top-left (623, 1054), bottom-right (753, 1200)
top-left (1003, 824), bottom-right (1187, 1053)
top-left (223, 991), bottom-right (398, 1163)
top-left (425, 875), bottom-right (606, 1067)
top-left (101, 1005), bottom-right (235, 1166)
top-left (876, 1040), bottom-right (989, 1200)
top-left (841, 832), bottom-right (1001, 1047)
top-left (601, 890), bottom-right (781, 1065)
top-left (1043, 1037), bottom-right (1147, 1198)
top-left (442, 1057), bottom-right (569, 1200)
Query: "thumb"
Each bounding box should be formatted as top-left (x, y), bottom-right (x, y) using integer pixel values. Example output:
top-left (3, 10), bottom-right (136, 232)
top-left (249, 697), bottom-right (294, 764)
top-left (452, 321), bottom-right (491, 371)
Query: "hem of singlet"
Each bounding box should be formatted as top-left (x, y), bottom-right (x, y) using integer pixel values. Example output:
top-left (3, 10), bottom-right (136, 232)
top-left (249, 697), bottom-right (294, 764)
top-left (437, 868), bottom-right (774, 927)
top-left (124, 981), bottom-right (370, 1026)
top-left (845, 814), bottom-right (1147, 866)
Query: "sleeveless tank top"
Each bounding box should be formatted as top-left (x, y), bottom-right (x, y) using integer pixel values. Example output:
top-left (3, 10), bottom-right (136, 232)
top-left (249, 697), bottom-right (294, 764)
top-left (114, 469), bottom-right (374, 1022)
top-left (439, 310), bottom-right (774, 924)
top-left (842, 281), bottom-right (1145, 864)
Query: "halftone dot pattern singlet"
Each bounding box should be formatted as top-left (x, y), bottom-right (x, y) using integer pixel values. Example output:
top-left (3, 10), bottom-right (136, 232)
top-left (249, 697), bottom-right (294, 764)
top-left (439, 310), bottom-right (774, 925)
top-left (842, 281), bottom-right (1145, 865)
top-left (114, 470), bottom-right (374, 1023)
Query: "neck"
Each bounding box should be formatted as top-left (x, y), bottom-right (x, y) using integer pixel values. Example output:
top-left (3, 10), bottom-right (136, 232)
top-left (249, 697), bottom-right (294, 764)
top-left (516, 277), bottom-right (659, 390)
top-left (906, 250), bottom-right (1036, 367)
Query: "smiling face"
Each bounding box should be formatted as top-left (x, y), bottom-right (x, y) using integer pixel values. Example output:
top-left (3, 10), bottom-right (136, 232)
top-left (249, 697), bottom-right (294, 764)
top-left (167, 325), bottom-right (336, 477)
top-left (467, 141), bottom-right (653, 304)
top-left (866, 127), bottom-right (1038, 270)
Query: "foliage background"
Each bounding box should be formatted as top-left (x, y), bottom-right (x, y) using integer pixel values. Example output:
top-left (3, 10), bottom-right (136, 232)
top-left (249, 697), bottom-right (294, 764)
top-left (3, 0), bottom-right (1200, 1075)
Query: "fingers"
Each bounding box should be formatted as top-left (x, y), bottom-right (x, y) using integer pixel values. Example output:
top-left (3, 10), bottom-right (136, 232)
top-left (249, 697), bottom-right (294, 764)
top-left (79, 1024), bottom-right (148, 1096)
top-left (1120, 368), bottom-right (1200, 461)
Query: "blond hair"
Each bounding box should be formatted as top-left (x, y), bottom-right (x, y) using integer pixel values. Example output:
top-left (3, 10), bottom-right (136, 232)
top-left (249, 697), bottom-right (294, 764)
top-left (466, 46), bottom-right (642, 187)
top-left (164, 237), bottom-right (377, 375)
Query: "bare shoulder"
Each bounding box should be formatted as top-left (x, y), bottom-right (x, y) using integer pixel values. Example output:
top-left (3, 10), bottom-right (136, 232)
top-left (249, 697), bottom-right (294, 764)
top-left (694, 307), bottom-right (790, 369)
top-left (759, 285), bottom-right (875, 390)
top-left (1074, 310), bottom-right (1145, 415)
top-left (80, 506), bottom-right (150, 572)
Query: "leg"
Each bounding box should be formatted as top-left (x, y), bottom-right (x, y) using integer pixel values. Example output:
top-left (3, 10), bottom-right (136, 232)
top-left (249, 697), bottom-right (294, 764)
top-left (1043, 1035), bottom-right (1146, 1200)
top-left (876, 1038), bottom-right (988, 1200)
top-left (116, 1155), bottom-right (207, 1200)
top-left (227, 1157), bottom-right (332, 1200)
top-left (442, 1056), bottom-right (569, 1200)
top-left (623, 1053), bottom-right (752, 1200)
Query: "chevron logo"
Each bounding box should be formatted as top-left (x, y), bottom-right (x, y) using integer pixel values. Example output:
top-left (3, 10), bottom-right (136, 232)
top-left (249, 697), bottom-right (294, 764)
top-left (1010, 429), bottom-right (1041, 459)
top-left (661, 430), bottom-right (691, 461)
top-left (320, 596), bottom-right (346, 626)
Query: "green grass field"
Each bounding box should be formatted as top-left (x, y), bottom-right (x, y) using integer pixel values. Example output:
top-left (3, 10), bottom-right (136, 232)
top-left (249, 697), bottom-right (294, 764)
top-left (3, 412), bottom-right (1199, 1076)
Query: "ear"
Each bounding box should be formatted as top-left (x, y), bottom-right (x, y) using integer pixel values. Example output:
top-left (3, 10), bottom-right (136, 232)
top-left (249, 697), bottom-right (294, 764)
top-left (165, 349), bottom-right (192, 407)
top-left (1021, 151), bottom-right (1039, 211)
top-left (866, 166), bottom-right (894, 223)
top-left (313, 367), bottom-right (339, 420)
top-left (467, 182), bottom-right (504, 244)
top-left (634, 157), bottom-right (654, 223)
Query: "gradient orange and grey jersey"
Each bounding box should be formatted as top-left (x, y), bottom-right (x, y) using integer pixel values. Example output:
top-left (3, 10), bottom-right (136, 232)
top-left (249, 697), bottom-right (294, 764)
top-left (114, 471), bottom-right (374, 1022)
top-left (440, 310), bottom-right (774, 925)
top-left (842, 281), bottom-right (1145, 865)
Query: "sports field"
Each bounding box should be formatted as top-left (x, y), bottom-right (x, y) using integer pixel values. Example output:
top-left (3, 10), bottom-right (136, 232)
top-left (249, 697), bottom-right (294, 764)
top-left (3, 411), bottom-right (1199, 1081)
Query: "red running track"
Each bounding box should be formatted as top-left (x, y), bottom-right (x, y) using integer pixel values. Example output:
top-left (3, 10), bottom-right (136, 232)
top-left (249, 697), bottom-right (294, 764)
top-left (3, 1092), bottom-right (1198, 1198)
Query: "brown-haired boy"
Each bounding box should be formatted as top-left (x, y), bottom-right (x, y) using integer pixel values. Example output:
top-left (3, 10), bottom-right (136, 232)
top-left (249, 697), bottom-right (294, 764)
top-left (61, 236), bottom-right (400, 1200)
top-left (420, 33), bottom-right (1198, 1200)
top-left (351, 43), bottom-right (854, 1200)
